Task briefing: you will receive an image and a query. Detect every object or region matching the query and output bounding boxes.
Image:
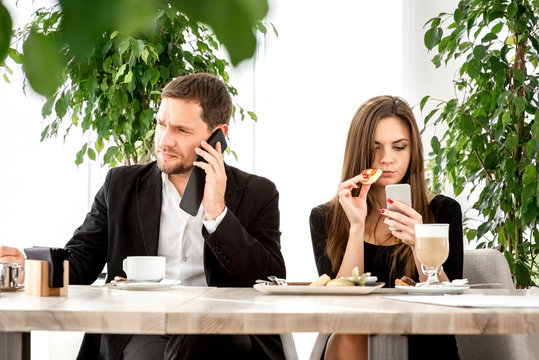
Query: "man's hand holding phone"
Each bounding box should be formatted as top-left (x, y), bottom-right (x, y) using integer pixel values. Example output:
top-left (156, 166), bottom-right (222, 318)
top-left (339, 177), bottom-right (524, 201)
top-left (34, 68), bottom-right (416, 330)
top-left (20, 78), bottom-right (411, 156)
top-left (193, 139), bottom-right (227, 220)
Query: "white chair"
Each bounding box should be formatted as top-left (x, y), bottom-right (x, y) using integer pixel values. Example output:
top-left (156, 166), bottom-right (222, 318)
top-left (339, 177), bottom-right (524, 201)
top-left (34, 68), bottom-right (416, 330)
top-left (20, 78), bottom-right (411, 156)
top-left (456, 248), bottom-right (533, 360)
top-left (309, 249), bottom-right (535, 360)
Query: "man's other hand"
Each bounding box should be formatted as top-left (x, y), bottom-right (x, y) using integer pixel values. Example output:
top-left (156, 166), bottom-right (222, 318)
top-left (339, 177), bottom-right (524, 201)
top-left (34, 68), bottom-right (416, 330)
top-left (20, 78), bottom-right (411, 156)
top-left (0, 245), bottom-right (25, 266)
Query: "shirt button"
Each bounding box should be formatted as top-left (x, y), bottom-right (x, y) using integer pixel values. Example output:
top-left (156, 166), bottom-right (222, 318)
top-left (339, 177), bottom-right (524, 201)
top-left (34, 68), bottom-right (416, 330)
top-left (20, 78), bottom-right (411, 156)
top-left (182, 256), bottom-right (187, 262)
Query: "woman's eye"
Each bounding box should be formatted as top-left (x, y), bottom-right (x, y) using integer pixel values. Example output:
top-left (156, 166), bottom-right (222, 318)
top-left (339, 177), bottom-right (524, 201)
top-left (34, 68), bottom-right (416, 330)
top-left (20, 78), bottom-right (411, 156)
top-left (395, 146), bottom-right (407, 151)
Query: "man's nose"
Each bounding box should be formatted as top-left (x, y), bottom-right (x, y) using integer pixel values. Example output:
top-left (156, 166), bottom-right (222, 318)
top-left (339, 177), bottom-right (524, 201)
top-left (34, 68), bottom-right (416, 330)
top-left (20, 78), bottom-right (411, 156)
top-left (158, 127), bottom-right (174, 148)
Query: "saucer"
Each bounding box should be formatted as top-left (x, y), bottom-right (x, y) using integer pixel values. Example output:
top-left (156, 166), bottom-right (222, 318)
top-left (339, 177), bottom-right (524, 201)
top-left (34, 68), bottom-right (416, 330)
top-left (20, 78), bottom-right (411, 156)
top-left (114, 279), bottom-right (181, 291)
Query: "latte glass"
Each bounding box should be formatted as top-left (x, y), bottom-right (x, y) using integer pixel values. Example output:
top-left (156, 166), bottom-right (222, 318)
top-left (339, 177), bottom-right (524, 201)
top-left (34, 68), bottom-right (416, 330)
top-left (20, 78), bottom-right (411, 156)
top-left (414, 224), bottom-right (449, 285)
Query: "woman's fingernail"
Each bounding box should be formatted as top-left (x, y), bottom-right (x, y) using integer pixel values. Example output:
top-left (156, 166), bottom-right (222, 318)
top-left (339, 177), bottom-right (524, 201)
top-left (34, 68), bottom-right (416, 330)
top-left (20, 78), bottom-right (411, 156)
top-left (388, 199), bottom-right (394, 204)
top-left (379, 209), bottom-right (384, 214)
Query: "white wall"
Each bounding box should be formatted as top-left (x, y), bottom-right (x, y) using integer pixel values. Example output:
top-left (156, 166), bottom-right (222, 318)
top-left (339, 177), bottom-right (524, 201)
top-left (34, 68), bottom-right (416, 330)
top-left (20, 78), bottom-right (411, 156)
top-left (0, 1), bottom-right (461, 359)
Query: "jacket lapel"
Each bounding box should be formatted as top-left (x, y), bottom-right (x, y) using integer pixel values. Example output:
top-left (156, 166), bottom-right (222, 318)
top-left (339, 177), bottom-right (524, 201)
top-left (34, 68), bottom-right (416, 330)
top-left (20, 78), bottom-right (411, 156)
top-left (224, 164), bottom-right (242, 213)
top-left (136, 163), bottom-right (162, 255)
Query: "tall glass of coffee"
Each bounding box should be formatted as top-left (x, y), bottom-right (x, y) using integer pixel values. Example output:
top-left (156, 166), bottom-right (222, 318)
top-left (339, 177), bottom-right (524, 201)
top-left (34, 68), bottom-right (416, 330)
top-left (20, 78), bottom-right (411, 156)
top-left (414, 224), bottom-right (449, 285)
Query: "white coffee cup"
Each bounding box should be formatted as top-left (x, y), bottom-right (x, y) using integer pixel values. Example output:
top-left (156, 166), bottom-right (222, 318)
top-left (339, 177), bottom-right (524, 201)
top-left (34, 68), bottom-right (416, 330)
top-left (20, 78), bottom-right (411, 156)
top-left (122, 256), bottom-right (166, 282)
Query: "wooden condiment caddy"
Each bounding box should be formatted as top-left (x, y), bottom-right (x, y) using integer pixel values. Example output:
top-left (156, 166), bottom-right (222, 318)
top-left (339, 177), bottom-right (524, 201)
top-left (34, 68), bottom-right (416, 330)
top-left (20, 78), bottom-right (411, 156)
top-left (24, 259), bottom-right (69, 296)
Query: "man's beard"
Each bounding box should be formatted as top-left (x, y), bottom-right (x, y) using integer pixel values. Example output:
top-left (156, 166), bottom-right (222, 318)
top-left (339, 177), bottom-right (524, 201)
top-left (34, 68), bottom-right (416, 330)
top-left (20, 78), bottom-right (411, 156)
top-left (158, 161), bottom-right (193, 175)
top-left (156, 148), bottom-right (193, 175)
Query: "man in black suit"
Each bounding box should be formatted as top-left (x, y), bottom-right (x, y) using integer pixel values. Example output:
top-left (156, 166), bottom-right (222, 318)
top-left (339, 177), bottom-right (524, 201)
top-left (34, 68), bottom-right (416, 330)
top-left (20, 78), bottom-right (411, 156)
top-left (0, 73), bottom-right (286, 359)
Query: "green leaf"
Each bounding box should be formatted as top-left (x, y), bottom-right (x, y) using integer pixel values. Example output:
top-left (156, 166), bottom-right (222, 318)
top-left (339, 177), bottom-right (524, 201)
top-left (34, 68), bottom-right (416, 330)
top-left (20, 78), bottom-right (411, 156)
top-left (502, 111), bottom-right (511, 125)
top-left (123, 70), bottom-right (133, 83)
top-left (424, 27), bottom-right (443, 50)
top-left (420, 95), bottom-right (429, 111)
top-left (103, 146), bottom-right (118, 164)
top-left (42, 98), bottom-right (54, 117)
top-left (95, 137), bottom-right (104, 153)
top-left (7, 48), bottom-right (23, 64)
top-left (118, 37), bottom-right (131, 55)
top-left (141, 48), bottom-right (149, 63)
top-left (522, 165), bottom-right (537, 185)
top-left (507, 2), bottom-right (518, 18)
top-left (513, 68), bottom-right (525, 84)
top-left (473, 45), bottom-right (488, 60)
top-left (88, 148), bottom-right (96, 161)
top-left (22, 30), bottom-right (63, 97)
top-left (431, 136), bottom-right (441, 152)
top-left (247, 111), bottom-right (257, 121)
top-left (55, 96), bottom-right (67, 118)
top-left (132, 39), bottom-right (145, 57)
top-left (75, 143), bottom-right (88, 165)
top-left (491, 23), bottom-right (504, 34)
top-left (3, 73), bottom-right (10, 84)
top-left (507, 131), bottom-right (518, 150)
top-left (0, 2), bottom-right (12, 62)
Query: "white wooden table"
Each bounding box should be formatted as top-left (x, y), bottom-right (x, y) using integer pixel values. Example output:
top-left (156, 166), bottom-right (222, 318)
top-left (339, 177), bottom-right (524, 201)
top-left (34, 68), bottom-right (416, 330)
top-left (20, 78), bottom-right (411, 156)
top-left (1, 286), bottom-right (538, 359)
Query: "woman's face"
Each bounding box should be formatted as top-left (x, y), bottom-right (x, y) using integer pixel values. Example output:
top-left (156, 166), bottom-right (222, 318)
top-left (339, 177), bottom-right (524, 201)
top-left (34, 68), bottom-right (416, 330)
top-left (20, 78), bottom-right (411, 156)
top-left (371, 116), bottom-right (411, 187)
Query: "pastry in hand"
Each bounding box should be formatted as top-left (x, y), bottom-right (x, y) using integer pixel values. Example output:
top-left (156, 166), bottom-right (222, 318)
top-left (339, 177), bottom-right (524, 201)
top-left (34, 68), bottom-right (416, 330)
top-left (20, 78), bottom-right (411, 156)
top-left (359, 169), bottom-right (382, 185)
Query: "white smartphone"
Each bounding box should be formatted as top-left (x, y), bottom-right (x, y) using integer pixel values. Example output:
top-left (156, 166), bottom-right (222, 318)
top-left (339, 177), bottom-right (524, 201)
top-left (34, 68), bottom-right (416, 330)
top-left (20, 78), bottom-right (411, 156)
top-left (385, 184), bottom-right (412, 231)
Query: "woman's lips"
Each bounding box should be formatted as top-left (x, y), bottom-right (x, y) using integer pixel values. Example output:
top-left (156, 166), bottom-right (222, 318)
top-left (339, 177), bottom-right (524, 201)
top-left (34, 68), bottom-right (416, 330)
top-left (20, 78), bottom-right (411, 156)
top-left (382, 171), bottom-right (395, 176)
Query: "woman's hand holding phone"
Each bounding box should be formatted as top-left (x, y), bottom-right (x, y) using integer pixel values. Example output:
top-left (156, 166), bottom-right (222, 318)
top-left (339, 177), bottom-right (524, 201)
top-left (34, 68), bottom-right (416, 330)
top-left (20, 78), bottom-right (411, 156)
top-left (379, 200), bottom-right (423, 247)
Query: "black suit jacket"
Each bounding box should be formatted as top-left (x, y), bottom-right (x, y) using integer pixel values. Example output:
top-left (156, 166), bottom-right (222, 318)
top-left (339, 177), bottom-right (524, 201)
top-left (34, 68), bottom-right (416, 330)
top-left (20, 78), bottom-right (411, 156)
top-left (67, 161), bottom-right (286, 359)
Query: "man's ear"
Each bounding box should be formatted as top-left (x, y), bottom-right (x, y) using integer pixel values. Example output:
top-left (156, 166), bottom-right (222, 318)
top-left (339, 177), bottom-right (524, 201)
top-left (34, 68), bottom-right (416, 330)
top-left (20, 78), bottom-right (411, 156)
top-left (216, 124), bottom-right (229, 137)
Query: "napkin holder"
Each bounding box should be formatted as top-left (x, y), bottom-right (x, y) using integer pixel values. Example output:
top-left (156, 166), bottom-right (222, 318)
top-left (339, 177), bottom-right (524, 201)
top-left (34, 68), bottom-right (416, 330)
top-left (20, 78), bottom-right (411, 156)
top-left (23, 247), bottom-right (70, 297)
top-left (24, 260), bottom-right (69, 296)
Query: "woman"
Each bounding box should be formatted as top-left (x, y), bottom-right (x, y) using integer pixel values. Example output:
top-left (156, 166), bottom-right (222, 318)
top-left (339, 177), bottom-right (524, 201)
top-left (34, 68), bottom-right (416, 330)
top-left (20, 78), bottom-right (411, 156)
top-left (310, 96), bottom-right (463, 360)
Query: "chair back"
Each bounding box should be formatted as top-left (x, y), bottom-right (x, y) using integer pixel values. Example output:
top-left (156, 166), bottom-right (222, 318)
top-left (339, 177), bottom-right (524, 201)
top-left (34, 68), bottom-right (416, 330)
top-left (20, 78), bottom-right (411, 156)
top-left (456, 249), bottom-right (531, 360)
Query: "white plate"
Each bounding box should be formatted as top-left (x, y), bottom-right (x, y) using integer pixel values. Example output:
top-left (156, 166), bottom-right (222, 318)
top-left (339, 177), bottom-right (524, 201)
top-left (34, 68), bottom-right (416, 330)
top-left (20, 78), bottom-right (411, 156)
top-left (395, 284), bottom-right (470, 295)
top-left (253, 282), bottom-right (385, 295)
top-left (114, 279), bottom-right (181, 291)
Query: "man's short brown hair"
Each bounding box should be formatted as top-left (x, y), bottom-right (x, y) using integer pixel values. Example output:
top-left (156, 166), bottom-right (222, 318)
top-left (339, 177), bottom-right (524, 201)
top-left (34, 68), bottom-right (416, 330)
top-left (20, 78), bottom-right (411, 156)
top-left (161, 73), bottom-right (232, 128)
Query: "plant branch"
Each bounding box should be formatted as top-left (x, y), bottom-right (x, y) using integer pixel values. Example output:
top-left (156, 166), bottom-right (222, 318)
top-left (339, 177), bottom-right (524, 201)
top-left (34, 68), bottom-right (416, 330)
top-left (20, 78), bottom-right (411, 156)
top-left (473, 149), bottom-right (493, 181)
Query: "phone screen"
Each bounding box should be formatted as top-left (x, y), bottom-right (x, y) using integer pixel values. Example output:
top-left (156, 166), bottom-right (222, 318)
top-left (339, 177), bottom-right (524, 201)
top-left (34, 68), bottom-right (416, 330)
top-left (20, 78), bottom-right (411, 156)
top-left (385, 184), bottom-right (412, 231)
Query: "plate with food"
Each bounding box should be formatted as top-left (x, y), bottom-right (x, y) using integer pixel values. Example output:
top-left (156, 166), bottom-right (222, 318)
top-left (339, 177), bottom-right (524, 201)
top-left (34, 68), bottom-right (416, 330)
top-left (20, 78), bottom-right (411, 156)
top-left (253, 267), bottom-right (384, 295)
top-left (394, 276), bottom-right (469, 295)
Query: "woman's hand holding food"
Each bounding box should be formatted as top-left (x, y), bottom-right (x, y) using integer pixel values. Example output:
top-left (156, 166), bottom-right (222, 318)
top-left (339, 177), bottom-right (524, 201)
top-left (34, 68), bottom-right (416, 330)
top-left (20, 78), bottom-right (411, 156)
top-left (379, 199), bottom-right (423, 248)
top-left (338, 174), bottom-right (371, 228)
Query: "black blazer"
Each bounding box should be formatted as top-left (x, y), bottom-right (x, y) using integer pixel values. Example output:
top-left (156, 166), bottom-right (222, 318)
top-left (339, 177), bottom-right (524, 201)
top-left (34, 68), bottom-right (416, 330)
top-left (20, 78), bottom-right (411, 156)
top-left (67, 162), bottom-right (286, 359)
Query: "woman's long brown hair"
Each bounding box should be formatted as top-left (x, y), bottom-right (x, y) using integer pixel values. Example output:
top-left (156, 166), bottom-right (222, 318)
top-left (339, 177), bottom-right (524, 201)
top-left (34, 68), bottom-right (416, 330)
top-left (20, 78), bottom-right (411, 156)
top-left (326, 96), bottom-right (434, 279)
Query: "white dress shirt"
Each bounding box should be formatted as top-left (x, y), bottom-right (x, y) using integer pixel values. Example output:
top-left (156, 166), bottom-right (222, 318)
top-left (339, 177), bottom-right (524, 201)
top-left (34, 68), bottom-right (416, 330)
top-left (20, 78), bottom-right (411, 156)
top-left (157, 173), bottom-right (227, 286)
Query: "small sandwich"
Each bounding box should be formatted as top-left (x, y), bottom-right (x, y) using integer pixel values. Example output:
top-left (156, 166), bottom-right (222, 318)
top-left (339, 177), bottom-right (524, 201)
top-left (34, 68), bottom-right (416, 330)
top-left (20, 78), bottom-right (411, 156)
top-left (395, 275), bottom-right (416, 287)
top-left (309, 274), bottom-right (331, 287)
top-left (359, 169), bottom-right (382, 185)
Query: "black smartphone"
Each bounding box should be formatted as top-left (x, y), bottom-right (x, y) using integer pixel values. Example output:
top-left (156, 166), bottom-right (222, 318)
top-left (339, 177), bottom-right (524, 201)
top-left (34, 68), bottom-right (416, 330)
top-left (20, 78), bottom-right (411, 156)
top-left (179, 129), bottom-right (227, 216)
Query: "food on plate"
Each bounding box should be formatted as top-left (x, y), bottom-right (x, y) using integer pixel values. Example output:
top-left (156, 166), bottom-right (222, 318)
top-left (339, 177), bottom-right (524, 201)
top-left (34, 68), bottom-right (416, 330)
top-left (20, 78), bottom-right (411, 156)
top-left (395, 279), bottom-right (409, 287)
top-left (359, 169), bottom-right (382, 185)
top-left (309, 267), bottom-right (371, 287)
top-left (309, 274), bottom-right (331, 287)
top-left (326, 278), bottom-right (356, 287)
top-left (395, 275), bottom-right (416, 287)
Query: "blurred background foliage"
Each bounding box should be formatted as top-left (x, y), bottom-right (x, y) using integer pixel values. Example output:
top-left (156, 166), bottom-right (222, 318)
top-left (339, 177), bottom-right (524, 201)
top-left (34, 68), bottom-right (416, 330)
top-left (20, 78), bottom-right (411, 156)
top-left (422, 0), bottom-right (538, 287)
top-left (0, 0), bottom-right (272, 166)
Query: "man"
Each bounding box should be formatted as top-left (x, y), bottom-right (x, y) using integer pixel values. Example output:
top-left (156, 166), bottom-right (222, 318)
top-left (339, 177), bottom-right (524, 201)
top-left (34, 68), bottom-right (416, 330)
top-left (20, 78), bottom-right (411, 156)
top-left (0, 73), bottom-right (286, 359)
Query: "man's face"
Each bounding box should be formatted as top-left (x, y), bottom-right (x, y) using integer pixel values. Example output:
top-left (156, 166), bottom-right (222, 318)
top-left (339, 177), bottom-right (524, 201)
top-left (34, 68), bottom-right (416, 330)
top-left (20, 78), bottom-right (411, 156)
top-left (154, 97), bottom-right (212, 175)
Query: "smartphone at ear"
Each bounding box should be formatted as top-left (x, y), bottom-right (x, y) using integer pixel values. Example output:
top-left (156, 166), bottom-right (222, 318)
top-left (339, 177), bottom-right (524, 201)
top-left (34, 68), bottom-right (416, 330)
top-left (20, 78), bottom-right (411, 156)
top-left (179, 129), bottom-right (227, 216)
top-left (385, 184), bottom-right (412, 231)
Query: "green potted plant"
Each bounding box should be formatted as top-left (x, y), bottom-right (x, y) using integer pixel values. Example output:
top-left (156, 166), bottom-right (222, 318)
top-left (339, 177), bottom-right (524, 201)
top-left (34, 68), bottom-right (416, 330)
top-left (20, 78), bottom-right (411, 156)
top-left (421, 0), bottom-right (538, 287)
top-left (2, 4), bottom-right (273, 166)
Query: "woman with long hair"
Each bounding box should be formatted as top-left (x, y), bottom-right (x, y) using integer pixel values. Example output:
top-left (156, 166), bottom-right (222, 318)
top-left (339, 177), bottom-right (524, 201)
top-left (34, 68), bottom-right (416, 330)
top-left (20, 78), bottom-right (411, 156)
top-left (310, 96), bottom-right (463, 360)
